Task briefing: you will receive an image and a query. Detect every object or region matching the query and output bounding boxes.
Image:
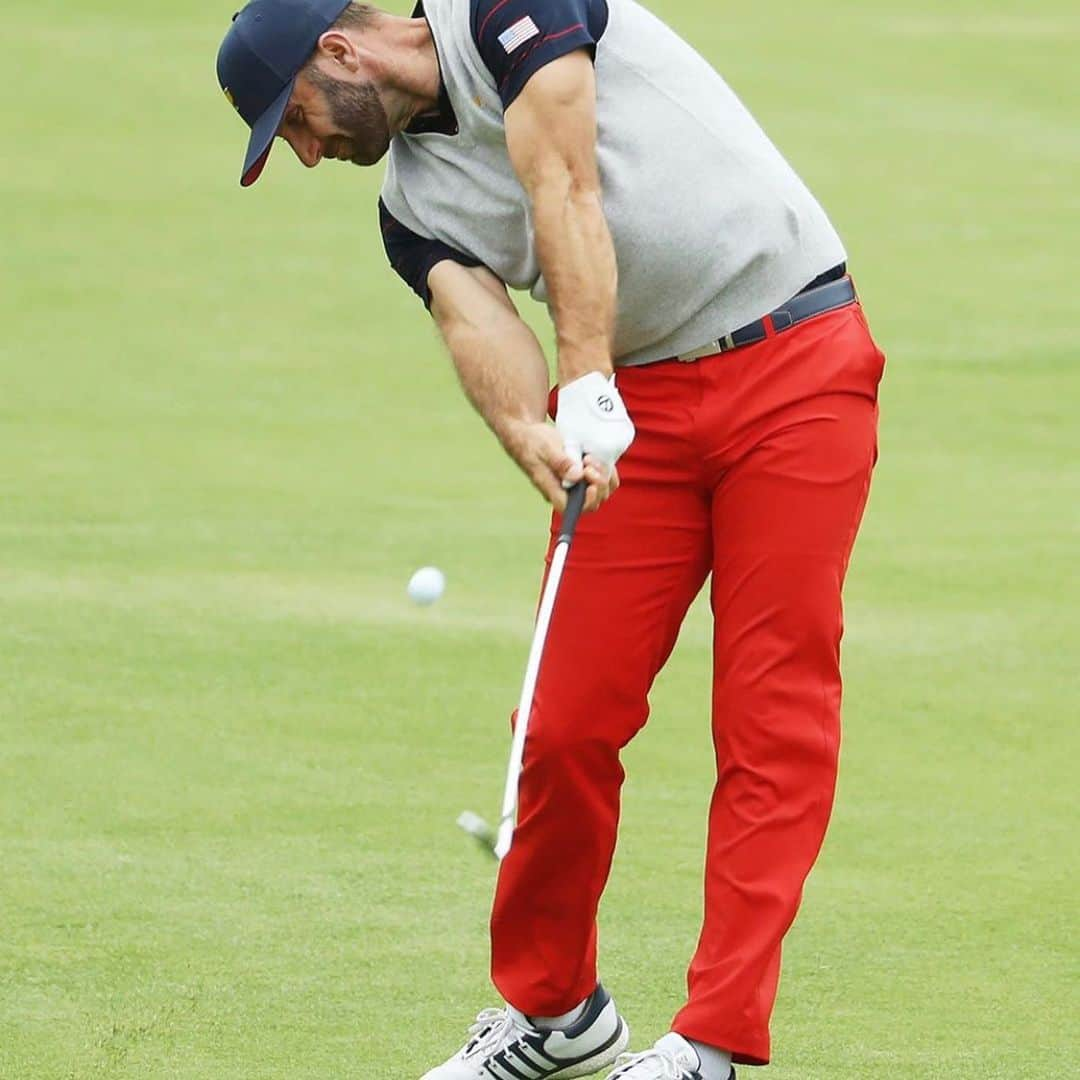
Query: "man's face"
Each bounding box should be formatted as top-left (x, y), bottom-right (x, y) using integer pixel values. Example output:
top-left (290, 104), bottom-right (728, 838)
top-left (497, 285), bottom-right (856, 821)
top-left (278, 63), bottom-right (391, 169)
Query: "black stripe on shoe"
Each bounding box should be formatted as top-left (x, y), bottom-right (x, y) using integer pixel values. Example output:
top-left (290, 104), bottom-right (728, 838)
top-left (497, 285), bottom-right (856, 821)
top-left (505, 1039), bottom-right (552, 1075)
top-left (485, 1052), bottom-right (531, 1080)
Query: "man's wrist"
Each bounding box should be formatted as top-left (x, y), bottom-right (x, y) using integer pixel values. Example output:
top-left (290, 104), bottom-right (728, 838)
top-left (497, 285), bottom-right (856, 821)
top-left (494, 414), bottom-right (540, 457)
top-left (557, 349), bottom-right (613, 386)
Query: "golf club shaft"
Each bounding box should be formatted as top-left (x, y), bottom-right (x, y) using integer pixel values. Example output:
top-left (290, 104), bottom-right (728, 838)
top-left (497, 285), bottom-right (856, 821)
top-left (494, 482), bottom-right (587, 860)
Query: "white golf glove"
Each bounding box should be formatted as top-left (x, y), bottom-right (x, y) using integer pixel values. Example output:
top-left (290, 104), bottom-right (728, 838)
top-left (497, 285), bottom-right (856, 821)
top-left (556, 371), bottom-right (636, 479)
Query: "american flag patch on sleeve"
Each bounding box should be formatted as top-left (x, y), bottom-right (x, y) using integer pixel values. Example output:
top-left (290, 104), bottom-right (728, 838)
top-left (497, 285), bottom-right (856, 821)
top-left (498, 15), bottom-right (540, 53)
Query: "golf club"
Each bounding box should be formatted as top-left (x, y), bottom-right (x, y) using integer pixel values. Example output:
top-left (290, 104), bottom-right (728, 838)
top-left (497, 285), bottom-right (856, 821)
top-left (458, 480), bottom-right (588, 860)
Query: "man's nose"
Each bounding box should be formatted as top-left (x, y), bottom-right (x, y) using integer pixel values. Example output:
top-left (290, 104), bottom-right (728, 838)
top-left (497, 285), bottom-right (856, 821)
top-left (298, 136), bottom-right (322, 168)
top-left (285, 130), bottom-right (322, 168)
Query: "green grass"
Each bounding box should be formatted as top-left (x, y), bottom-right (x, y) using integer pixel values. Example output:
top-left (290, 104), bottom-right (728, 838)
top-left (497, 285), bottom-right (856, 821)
top-left (1, 1), bottom-right (1077, 1076)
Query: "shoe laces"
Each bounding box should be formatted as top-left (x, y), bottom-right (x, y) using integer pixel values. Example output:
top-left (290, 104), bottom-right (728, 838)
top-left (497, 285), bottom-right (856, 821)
top-left (463, 1007), bottom-right (528, 1058)
top-left (610, 1048), bottom-right (696, 1079)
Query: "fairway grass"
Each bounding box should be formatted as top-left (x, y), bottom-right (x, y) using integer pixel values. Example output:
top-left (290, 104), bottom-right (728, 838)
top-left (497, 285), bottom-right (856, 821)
top-left (2, 1), bottom-right (1077, 1077)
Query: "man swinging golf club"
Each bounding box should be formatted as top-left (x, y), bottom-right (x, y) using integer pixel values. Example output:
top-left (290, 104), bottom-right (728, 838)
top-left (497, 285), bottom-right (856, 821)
top-left (215, 1), bottom-right (886, 1076)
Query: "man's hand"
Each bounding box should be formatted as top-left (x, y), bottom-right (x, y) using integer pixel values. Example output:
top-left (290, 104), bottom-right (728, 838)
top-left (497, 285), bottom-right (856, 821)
top-left (556, 370), bottom-right (635, 482)
top-left (503, 419), bottom-right (620, 513)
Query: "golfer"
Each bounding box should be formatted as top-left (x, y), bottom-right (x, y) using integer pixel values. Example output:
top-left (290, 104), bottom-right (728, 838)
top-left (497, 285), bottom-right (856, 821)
top-left (216, 1), bottom-right (886, 1076)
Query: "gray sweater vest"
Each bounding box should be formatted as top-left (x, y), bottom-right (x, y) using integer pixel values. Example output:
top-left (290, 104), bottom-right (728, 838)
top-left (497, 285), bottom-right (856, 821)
top-left (380, 0), bottom-right (847, 366)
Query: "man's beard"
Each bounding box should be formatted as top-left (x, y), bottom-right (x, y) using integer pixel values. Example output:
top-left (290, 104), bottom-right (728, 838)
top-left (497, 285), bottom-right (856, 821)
top-left (306, 67), bottom-right (391, 166)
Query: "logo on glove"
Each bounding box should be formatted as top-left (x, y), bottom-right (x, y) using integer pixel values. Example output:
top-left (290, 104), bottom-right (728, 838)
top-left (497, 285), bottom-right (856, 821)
top-left (597, 395), bottom-right (614, 413)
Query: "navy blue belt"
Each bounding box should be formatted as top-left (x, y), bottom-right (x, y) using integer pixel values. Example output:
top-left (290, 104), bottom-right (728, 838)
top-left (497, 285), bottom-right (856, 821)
top-left (673, 273), bottom-right (857, 363)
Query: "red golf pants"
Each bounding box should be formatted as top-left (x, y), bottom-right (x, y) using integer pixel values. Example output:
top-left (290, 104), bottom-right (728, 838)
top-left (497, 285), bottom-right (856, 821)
top-left (490, 301), bottom-right (885, 1065)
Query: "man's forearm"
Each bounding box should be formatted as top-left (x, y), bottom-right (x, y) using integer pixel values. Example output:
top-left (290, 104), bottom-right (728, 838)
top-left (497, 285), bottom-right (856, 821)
top-left (441, 310), bottom-right (550, 449)
top-left (429, 262), bottom-right (549, 449)
top-left (429, 260), bottom-right (585, 508)
top-left (532, 181), bottom-right (617, 385)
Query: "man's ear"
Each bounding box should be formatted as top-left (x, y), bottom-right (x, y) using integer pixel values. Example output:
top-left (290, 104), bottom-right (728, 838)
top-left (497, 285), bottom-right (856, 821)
top-left (315, 29), bottom-right (360, 71)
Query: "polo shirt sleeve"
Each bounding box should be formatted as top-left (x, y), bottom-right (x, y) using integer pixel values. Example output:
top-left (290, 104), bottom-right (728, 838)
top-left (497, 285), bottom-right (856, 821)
top-left (378, 199), bottom-right (483, 310)
top-left (471, 0), bottom-right (610, 111)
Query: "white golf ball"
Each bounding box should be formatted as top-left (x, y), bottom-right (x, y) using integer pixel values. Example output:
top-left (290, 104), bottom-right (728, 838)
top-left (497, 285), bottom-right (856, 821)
top-left (407, 566), bottom-right (445, 606)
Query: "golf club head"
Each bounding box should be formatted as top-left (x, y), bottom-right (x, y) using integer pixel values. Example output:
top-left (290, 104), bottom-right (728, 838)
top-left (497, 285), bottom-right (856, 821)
top-left (457, 811), bottom-right (498, 858)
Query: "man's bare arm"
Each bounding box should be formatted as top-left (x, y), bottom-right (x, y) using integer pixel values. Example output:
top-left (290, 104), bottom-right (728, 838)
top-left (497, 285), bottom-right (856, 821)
top-left (504, 50), bottom-right (616, 385)
top-left (502, 50), bottom-right (634, 484)
top-left (428, 260), bottom-right (605, 511)
top-left (429, 261), bottom-right (549, 440)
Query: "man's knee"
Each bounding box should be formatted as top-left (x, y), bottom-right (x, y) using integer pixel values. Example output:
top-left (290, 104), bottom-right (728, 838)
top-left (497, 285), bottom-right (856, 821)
top-left (524, 670), bottom-right (649, 768)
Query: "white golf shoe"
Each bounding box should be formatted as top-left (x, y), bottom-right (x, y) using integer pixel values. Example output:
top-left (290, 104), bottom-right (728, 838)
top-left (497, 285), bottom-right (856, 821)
top-left (605, 1033), bottom-right (735, 1080)
top-left (420, 984), bottom-right (630, 1079)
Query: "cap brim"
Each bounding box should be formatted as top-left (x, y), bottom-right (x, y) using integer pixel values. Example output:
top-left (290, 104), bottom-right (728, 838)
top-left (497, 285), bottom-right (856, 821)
top-left (240, 78), bottom-right (296, 187)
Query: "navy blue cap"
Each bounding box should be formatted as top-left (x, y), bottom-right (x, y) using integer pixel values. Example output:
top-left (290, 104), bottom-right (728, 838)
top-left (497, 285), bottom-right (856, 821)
top-left (217, 0), bottom-right (351, 186)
